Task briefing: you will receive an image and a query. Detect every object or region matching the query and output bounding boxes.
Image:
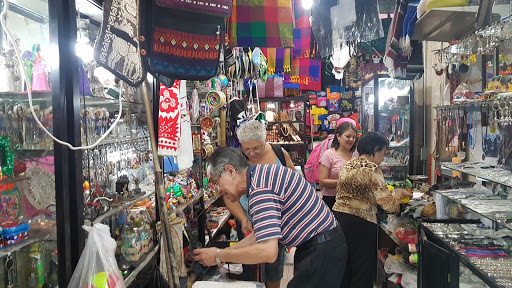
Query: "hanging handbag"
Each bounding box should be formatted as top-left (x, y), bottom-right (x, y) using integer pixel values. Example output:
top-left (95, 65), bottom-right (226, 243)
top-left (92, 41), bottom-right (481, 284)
top-left (155, 0), bottom-right (233, 17)
top-left (94, 0), bottom-right (147, 87)
top-left (149, 8), bottom-right (224, 81)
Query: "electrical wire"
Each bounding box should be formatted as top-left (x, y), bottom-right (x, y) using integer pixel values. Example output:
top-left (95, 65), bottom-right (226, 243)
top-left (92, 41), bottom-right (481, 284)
top-left (0, 0), bottom-right (124, 151)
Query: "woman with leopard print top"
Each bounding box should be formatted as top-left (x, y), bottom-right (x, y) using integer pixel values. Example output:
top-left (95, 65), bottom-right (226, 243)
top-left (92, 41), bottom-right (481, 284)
top-left (333, 132), bottom-right (410, 288)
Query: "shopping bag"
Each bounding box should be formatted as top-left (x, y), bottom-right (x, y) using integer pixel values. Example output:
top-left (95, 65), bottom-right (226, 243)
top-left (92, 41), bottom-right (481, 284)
top-left (67, 224), bottom-right (125, 288)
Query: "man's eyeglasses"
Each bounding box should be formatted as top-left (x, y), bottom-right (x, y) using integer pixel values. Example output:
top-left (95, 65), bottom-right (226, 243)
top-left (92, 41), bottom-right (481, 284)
top-left (210, 172), bottom-right (224, 189)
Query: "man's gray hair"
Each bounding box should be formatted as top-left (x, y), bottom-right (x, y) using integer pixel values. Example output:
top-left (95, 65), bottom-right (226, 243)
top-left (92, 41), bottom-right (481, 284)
top-left (206, 147), bottom-right (250, 178)
top-left (236, 120), bottom-right (267, 143)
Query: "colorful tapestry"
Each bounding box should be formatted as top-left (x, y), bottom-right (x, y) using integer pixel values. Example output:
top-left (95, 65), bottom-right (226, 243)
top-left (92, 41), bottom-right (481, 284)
top-left (158, 81), bottom-right (181, 156)
top-left (229, 0), bottom-right (294, 48)
top-left (286, 57), bottom-right (321, 91)
top-left (292, 0), bottom-right (311, 59)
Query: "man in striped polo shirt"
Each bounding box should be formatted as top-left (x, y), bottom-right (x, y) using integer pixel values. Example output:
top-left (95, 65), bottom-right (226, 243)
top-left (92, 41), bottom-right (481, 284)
top-left (194, 147), bottom-right (347, 287)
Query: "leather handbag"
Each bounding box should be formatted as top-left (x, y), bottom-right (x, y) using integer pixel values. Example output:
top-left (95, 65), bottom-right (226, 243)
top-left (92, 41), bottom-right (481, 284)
top-left (149, 7), bottom-right (224, 81)
top-left (156, 0), bottom-right (233, 17)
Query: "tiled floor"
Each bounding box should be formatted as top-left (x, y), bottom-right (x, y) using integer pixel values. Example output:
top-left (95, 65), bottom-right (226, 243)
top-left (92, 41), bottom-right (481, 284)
top-left (280, 247), bottom-right (295, 288)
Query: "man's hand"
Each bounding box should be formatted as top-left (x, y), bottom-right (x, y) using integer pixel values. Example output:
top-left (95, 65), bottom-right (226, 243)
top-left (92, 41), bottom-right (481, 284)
top-left (241, 218), bottom-right (253, 234)
top-left (193, 247), bottom-right (218, 266)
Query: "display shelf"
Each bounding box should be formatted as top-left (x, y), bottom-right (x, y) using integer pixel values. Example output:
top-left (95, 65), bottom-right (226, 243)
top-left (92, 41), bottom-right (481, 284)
top-left (20, 144), bottom-right (54, 151)
top-left (0, 174), bottom-right (29, 185)
top-left (381, 161), bottom-right (408, 168)
top-left (379, 109), bottom-right (409, 115)
top-left (123, 245), bottom-right (159, 287)
top-left (0, 238), bottom-right (41, 258)
top-left (173, 190), bottom-right (203, 215)
top-left (92, 189), bottom-right (154, 224)
top-left (91, 135), bottom-right (150, 147)
top-left (268, 120), bottom-right (305, 124)
top-left (204, 193), bottom-right (220, 210)
top-left (434, 189), bottom-right (512, 232)
top-left (389, 138), bottom-right (410, 148)
top-left (82, 95), bottom-right (143, 107)
top-left (420, 222), bottom-right (504, 288)
top-left (441, 162), bottom-right (512, 188)
top-left (0, 91), bottom-right (52, 101)
top-left (434, 98), bottom-right (506, 110)
top-left (258, 96), bottom-right (304, 102)
top-left (206, 211), bottom-right (231, 246)
top-left (412, 6), bottom-right (499, 42)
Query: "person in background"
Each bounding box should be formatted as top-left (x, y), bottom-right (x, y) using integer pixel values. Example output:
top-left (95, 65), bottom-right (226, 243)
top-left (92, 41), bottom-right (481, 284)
top-left (318, 118), bottom-right (359, 210)
top-left (225, 120), bottom-right (295, 288)
top-left (194, 147), bottom-right (347, 288)
top-left (332, 132), bottom-right (411, 288)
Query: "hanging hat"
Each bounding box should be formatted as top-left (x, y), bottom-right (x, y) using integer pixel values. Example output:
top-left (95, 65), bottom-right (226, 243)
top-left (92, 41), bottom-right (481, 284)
top-left (229, 99), bottom-right (247, 126)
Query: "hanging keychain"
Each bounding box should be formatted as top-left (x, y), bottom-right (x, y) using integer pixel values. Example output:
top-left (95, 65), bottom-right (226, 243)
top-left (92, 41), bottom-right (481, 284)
top-left (6, 255), bottom-right (14, 288)
top-left (481, 104), bottom-right (488, 160)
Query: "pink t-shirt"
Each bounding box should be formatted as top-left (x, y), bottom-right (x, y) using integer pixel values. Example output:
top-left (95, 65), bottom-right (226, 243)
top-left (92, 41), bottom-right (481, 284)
top-left (318, 148), bottom-right (359, 197)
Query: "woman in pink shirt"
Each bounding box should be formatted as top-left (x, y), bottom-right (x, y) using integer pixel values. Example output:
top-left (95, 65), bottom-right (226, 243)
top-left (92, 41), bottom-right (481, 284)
top-left (318, 119), bottom-right (358, 210)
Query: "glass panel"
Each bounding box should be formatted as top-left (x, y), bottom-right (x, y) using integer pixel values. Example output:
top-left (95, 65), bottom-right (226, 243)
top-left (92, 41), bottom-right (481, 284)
top-left (362, 79), bottom-right (374, 132)
top-left (376, 78), bottom-right (411, 180)
top-left (76, 5), bottom-right (157, 285)
top-left (0, 1), bottom-right (57, 288)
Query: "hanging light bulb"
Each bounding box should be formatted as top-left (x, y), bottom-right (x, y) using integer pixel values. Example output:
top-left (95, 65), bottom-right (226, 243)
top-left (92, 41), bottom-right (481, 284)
top-left (302, 0), bottom-right (313, 9)
top-left (75, 42), bottom-right (94, 63)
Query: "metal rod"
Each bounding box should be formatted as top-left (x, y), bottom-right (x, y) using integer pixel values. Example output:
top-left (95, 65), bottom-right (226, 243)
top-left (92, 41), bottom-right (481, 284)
top-left (141, 81), bottom-right (179, 288)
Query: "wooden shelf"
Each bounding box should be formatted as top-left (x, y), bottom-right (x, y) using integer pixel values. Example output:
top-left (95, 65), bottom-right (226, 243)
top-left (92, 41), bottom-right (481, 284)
top-left (258, 96), bottom-right (305, 102)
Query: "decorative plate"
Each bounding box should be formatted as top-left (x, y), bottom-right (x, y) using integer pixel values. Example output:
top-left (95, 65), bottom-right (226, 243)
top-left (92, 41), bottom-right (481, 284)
top-left (25, 166), bottom-right (56, 210)
top-left (200, 116), bottom-right (214, 130)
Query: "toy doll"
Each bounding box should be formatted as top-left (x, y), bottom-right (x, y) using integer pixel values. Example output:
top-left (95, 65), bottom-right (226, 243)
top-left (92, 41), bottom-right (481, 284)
top-left (31, 44), bottom-right (50, 91)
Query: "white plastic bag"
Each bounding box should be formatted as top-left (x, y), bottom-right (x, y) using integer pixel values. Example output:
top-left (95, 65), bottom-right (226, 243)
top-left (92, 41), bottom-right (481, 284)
top-left (68, 224), bottom-right (125, 288)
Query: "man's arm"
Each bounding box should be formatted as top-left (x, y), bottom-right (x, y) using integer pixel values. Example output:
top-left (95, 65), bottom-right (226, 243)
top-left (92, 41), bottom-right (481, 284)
top-left (228, 232), bottom-right (256, 250)
top-left (222, 238), bottom-right (279, 264)
top-left (193, 237), bottom-right (279, 266)
top-left (223, 195), bottom-right (253, 234)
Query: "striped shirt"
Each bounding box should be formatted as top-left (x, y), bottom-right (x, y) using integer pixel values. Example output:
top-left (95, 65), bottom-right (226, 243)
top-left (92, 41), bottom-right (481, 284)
top-left (247, 164), bottom-right (337, 247)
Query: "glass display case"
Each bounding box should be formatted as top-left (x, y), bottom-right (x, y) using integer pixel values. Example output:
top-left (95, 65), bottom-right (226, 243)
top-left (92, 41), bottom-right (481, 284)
top-left (419, 161), bottom-right (512, 288)
top-left (361, 75), bottom-right (414, 180)
top-left (0, 1), bottom-right (62, 287)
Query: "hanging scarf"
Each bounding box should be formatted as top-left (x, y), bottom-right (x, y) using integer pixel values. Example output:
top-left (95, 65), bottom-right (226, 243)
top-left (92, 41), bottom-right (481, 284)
top-left (176, 81), bottom-right (193, 170)
top-left (261, 48), bottom-right (292, 75)
top-left (287, 58), bottom-right (322, 91)
top-left (229, 0), bottom-right (294, 48)
top-left (158, 81), bottom-right (181, 156)
top-left (384, 0), bottom-right (409, 77)
top-left (293, 0), bottom-right (312, 59)
top-left (401, 5), bottom-right (418, 57)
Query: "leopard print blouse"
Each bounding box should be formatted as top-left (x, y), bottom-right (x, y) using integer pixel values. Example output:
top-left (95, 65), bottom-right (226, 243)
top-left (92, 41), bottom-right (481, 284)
top-left (332, 158), bottom-right (400, 224)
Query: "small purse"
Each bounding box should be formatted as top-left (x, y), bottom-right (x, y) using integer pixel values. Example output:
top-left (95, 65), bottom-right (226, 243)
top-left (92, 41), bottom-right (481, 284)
top-left (156, 0), bottom-right (232, 17)
top-left (94, 0), bottom-right (147, 87)
top-left (149, 8), bottom-right (224, 81)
